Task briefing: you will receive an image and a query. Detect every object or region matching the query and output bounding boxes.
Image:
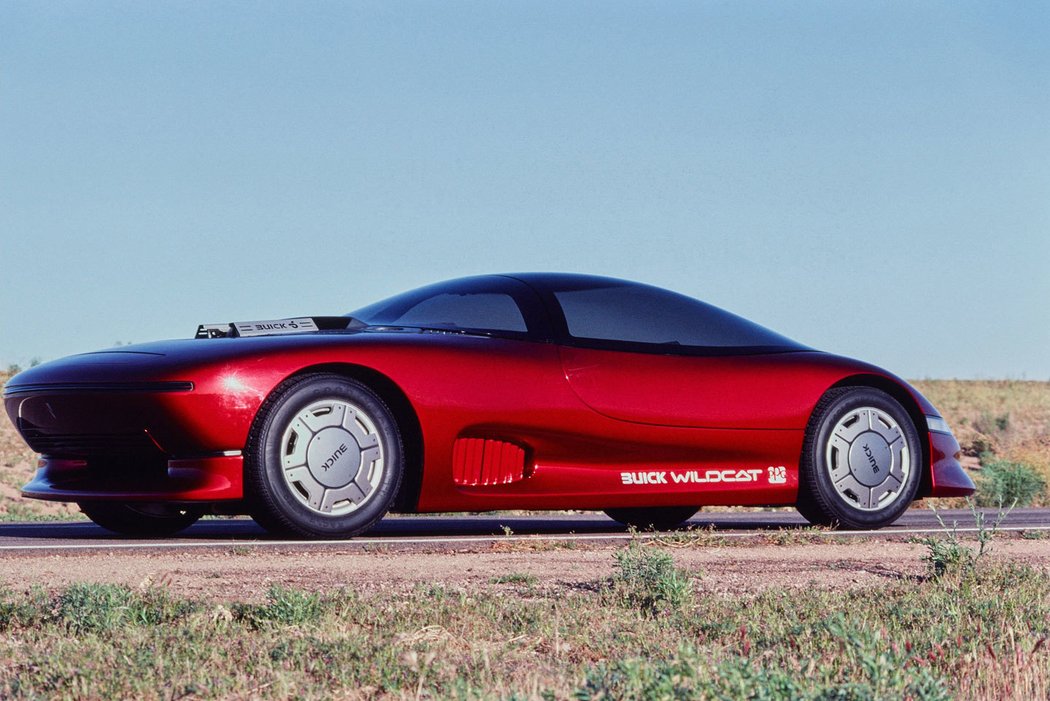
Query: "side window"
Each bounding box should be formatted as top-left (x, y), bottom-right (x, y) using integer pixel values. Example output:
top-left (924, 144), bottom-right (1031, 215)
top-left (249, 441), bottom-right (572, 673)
top-left (352, 280), bottom-right (538, 336)
top-left (386, 293), bottom-right (527, 332)
top-left (554, 284), bottom-right (796, 349)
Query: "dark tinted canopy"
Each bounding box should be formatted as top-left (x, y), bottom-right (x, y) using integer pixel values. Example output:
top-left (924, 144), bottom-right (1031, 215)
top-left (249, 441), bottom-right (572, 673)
top-left (351, 273), bottom-right (805, 355)
top-left (350, 276), bottom-right (548, 338)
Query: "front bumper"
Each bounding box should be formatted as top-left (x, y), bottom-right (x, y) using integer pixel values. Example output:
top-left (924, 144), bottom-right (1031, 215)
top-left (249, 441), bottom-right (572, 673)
top-left (6, 374), bottom-right (266, 504)
top-left (22, 454), bottom-right (244, 502)
top-left (925, 430), bottom-right (975, 497)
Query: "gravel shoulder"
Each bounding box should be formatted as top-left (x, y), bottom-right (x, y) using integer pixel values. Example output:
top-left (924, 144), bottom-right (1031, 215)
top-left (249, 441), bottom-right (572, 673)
top-left (3, 538), bottom-right (1049, 602)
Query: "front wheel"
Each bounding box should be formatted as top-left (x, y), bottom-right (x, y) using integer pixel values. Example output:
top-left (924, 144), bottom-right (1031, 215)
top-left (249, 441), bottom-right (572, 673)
top-left (245, 373), bottom-right (404, 539)
top-left (797, 387), bottom-right (921, 529)
top-left (79, 502), bottom-right (201, 537)
top-left (604, 506), bottom-right (698, 530)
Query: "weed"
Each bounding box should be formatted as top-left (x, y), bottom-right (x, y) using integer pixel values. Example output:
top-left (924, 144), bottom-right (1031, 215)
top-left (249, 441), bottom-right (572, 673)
top-left (0, 587), bottom-right (49, 630)
top-left (761, 526), bottom-right (828, 546)
top-left (491, 536), bottom-right (579, 552)
top-left (55, 583), bottom-right (136, 633)
top-left (491, 572), bottom-right (538, 587)
top-left (977, 458), bottom-right (1046, 507)
top-left (234, 585), bottom-right (324, 627)
top-left (649, 524), bottom-right (728, 548)
top-left (923, 500), bottom-right (1012, 578)
top-left (611, 543), bottom-right (693, 615)
top-left (924, 530), bottom-right (973, 578)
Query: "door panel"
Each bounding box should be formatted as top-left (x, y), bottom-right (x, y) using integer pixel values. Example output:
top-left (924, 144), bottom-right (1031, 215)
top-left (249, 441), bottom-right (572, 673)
top-left (559, 346), bottom-right (830, 430)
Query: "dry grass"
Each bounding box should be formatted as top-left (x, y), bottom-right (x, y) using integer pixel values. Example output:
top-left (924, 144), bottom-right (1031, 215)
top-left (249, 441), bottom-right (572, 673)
top-left (0, 550), bottom-right (1046, 699)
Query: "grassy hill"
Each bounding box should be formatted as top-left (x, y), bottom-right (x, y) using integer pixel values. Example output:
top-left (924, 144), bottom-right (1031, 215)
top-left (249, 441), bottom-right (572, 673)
top-left (912, 380), bottom-right (1050, 506)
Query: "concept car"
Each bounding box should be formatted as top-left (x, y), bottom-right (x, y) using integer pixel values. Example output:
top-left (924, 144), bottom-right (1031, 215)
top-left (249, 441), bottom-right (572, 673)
top-left (2, 274), bottom-right (973, 537)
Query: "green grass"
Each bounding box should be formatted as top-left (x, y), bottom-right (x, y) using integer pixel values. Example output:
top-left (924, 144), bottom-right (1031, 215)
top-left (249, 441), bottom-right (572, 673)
top-left (0, 548), bottom-right (1047, 700)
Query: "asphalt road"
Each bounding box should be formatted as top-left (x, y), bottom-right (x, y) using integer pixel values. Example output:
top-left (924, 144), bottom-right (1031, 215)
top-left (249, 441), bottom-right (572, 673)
top-left (1, 507), bottom-right (1048, 554)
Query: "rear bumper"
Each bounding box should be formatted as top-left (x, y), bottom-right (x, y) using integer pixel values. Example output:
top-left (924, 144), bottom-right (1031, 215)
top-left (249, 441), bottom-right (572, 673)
top-left (925, 430), bottom-right (975, 497)
top-left (22, 454), bottom-right (243, 502)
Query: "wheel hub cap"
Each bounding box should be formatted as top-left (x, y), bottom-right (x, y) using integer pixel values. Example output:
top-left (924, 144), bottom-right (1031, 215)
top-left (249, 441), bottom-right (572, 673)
top-left (847, 432), bottom-right (893, 487)
top-left (306, 427), bottom-right (362, 489)
top-left (826, 407), bottom-right (910, 511)
top-left (279, 399), bottom-right (385, 516)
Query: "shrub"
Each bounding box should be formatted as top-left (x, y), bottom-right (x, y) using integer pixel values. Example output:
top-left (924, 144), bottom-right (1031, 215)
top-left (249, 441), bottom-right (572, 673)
top-left (55, 583), bottom-right (136, 633)
top-left (976, 458), bottom-right (1046, 507)
top-left (234, 585), bottom-right (324, 627)
top-left (924, 535), bottom-right (974, 578)
top-left (52, 583), bottom-right (191, 633)
top-left (611, 544), bottom-right (693, 615)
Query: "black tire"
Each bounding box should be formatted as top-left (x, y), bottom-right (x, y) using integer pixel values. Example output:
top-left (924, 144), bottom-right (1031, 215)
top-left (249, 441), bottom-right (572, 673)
top-left (798, 387), bottom-right (921, 529)
top-left (604, 506), bottom-right (699, 530)
top-left (78, 502), bottom-right (201, 537)
top-left (245, 373), bottom-right (404, 539)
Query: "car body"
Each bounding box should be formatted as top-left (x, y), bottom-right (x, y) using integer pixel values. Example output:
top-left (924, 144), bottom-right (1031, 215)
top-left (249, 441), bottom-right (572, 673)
top-left (2, 273), bottom-right (973, 537)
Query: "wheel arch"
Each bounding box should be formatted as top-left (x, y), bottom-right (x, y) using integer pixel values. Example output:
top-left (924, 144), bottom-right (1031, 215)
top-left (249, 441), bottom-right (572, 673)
top-left (827, 374), bottom-right (933, 498)
top-left (273, 363), bottom-right (425, 513)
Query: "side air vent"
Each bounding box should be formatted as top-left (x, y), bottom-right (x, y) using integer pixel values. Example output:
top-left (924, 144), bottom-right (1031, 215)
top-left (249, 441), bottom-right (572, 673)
top-left (452, 438), bottom-right (530, 487)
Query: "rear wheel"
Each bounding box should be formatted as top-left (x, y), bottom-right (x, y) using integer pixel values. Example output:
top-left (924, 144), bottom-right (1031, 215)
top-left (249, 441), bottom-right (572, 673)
top-left (604, 506), bottom-right (698, 530)
top-left (798, 387), bottom-right (921, 529)
top-left (78, 502), bottom-right (201, 537)
top-left (245, 373), bottom-right (404, 539)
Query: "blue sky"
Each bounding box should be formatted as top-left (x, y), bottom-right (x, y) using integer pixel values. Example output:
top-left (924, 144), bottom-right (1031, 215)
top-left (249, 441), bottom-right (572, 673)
top-left (2, 1), bottom-right (1047, 379)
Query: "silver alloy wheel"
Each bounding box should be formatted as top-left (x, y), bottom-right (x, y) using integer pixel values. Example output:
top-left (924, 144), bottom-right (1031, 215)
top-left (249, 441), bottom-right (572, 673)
top-left (279, 398), bottom-right (386, 516)
top-left (825, 406), bottom-right (911, 511)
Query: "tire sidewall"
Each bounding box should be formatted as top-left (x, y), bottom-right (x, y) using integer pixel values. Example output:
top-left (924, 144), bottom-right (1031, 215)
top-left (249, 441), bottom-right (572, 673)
top-left (807, 388), bottom-right (921, 529)
top-left (249, 375), bottom-right (403, 538)
top-left (604, 506), bottom-right (699, 530)
top-left (78, 502), bottom-right (201, 537)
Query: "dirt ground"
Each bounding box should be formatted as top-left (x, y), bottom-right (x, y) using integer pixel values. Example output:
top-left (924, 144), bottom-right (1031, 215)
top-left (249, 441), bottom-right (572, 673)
top-left (2, 538), bottom-right (1049, 602)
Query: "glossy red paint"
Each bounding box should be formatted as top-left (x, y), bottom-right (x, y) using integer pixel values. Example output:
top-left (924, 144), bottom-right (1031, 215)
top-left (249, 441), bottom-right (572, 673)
top-left (927, 430), bottom-right (973, 497)
top-left (23, 455), bottom-right (242, 502)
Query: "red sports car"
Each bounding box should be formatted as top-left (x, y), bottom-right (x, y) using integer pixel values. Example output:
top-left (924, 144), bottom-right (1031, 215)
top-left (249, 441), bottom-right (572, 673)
top-left (3, 274), bottom-right (973, 537)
